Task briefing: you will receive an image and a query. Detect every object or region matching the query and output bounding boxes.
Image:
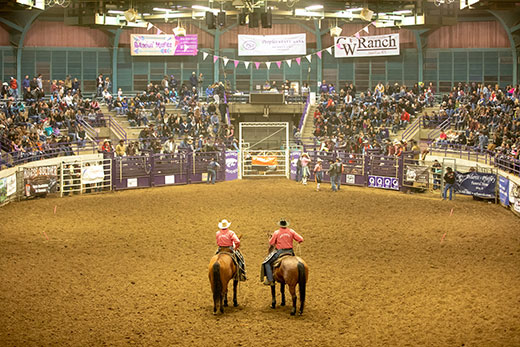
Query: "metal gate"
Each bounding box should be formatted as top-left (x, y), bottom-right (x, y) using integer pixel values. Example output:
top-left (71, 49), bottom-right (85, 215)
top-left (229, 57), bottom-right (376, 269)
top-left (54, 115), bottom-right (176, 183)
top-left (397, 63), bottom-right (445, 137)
top-left (60, 157), bottom-right (112, 196)
top-left (241, 150), bottom-right (289, 177)
top-left (367, 154), bottom-right (400, 190)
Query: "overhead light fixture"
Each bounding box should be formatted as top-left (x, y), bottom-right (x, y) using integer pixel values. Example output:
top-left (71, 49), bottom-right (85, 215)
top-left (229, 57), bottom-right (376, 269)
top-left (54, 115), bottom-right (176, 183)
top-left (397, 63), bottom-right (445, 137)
top-left (107, 10), bottom-right (125, 14)
top-left (305, 5), bottom-right (323, 11)
top-left (330, 26), bottom-right (342, 37)
top-left (347, 7), bottom-right (363, 12)
top-left (173, 24), bottom-right (186, 36)
top-left (153, 8), bottom-right (170, 12)
top-left (124, 9), bottom-right (139, 22)
top-left (359, 8), bottom-right (374, 22)
top-left (393, 10), bottom-right (412, 15)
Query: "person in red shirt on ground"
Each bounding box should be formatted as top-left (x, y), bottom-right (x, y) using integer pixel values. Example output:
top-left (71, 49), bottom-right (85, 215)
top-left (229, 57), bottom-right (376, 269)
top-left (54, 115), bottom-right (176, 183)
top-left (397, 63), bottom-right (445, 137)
top-left (216, 219), bottom-right (246, 281)
top-left (262, 219), bottom-right (304, 285)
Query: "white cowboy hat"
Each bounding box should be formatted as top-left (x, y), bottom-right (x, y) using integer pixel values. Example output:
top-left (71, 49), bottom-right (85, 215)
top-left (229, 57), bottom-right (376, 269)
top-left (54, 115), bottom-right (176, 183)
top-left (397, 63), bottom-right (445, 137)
top-left (218, 219), bottom-right (231, 229)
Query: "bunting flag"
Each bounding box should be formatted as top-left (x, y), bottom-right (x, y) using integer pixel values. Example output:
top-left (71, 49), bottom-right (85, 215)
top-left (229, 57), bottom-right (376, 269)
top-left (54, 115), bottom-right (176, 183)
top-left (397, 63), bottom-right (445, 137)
top-left (316, 51), bottom-right (322, 59)
top-left (336, 43), bottom-right (342, 49)
top-left (363, 25), bottom-right (370, 33)
top-left (326, 47), bottom-right (332, 55)
top-left (305, 55), bottom-right (312, 63)
top-left (202, 52), bottom-right (209, 60)
top-left (244, 61), bottom-right (250, 69)
top-left (147, 22), bottom-right (153, 31)
top-left (213, 56), bottom-right (219, 63)
top-left (266, 62), bottom-right (271, 69)
top-left (156, 28), bottom-right (162, 35)
top-left (254, 62), bottom-right (261, 69)
top-left (355, 32), bottom-right (360, 39)
top-left (276, 61), bottom-right (282, 69)
top-left (286, 59), bottom-right (292, 67)
top-left (234, 60), bottom-right (239, 68)
top-left (295, 57), bottom-right (301, 65)
top-left (223, 57), bottom-right (229, 66)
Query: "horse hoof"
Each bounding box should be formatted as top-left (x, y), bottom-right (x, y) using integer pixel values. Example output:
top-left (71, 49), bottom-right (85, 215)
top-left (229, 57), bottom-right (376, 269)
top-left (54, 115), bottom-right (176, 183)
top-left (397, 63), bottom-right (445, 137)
top-left (224, 303), bottom-right (228, 307)
top-left (281, 302), bottom-right (286, 306)
top-left (299, 311), bottom-right (303, 316)
top-left (290, 311), bottom-right (296, 316)
top-left (233, 302), bottom-right (238, 307)
top-left (271, 304), bottom-right (276, 309)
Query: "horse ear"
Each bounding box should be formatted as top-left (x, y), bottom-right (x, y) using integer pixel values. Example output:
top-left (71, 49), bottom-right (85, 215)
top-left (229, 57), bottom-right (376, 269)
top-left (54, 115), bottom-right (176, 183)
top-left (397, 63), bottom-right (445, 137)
top-left (237, 234), bottom-right (242, 240)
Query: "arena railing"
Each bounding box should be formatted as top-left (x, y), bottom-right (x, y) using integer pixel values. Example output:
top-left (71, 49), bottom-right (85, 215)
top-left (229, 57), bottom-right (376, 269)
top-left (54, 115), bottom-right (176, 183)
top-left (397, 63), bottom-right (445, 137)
top-left (107, 115), bottom-right (127, 141)
top-left (427, 117), bottom-right (451, 140)
top-left (298, 94), bottom-right (311, 132)
top-left (401, 115), bottom-right (423, 142)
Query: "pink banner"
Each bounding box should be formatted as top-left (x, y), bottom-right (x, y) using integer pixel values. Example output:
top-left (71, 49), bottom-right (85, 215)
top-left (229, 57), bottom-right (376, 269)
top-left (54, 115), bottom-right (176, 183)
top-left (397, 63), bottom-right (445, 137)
top-left (295, 57), bottom-right (301, 65)
top-left (213, 56), bottom-right (219, 63)
top-left (276, 61), bottom-right (282, 68)
top-left (234, 60), bottom-right (239, 68)
top-left (316, 51), bottom-right (322, 59)
top-left (255, 62), bottom-right (261, 69)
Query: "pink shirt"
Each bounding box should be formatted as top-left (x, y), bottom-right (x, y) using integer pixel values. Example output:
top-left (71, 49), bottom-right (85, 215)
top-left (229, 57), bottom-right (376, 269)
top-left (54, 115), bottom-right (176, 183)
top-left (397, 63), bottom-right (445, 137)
top-left (301, 157), bottom-right (311, 168)
top-left (269, 228), bottom-right (304, 250)
top-left (216, 229), bottom-right (240, 248)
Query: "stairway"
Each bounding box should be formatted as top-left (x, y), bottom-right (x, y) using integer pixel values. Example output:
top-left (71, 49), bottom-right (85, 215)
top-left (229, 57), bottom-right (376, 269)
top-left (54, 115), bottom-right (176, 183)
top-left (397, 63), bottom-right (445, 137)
top-left (300, 104), bottom-right (317, 148)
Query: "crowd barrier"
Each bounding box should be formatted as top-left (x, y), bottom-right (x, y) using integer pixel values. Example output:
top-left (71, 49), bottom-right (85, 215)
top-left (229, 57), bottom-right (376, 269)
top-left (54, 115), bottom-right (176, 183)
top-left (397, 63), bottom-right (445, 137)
top-left (1, 148), bottom-right (518, 218)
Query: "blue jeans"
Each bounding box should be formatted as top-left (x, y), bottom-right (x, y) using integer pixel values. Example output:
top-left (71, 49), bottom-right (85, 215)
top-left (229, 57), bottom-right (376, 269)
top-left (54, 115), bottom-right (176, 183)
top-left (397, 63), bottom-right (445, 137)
top-left (264, 249), bottom-right (293, 282)
top-left (443, 183), bottom-right (454, 200)
top-left (207, 168), bottom-right (216, 184)
top-left (330, 174), bottom-right (338, 191)
top-left (335, 174), bottom-right (341, 190)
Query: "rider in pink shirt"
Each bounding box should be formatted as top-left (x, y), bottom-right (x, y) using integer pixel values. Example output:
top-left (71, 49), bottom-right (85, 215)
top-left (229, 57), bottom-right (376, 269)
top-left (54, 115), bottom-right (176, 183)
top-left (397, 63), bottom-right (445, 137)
top-left (216, 219), bottom-right (246, 281)
top-left (263, 219), bottom-right (304, 285)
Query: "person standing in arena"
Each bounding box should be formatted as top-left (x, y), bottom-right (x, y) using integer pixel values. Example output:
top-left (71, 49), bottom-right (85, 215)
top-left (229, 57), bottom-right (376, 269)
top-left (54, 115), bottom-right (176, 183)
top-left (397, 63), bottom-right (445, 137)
top-left (334, 157), bottom-right (343, 191)
top-left (443, 167), bottom-right (456, 200)
top-left (314, 158), bottom-right (323, 191)
top-left (207, 157), bottom-right (220, 184)
top-left (216, 219), bottom-right (246, 281)
top-left (262, 219), bottom-right (303, 285)
top-left (300, 153), bottom-right (311, 185)
top-left (327, 159), bottom-right (337, 192)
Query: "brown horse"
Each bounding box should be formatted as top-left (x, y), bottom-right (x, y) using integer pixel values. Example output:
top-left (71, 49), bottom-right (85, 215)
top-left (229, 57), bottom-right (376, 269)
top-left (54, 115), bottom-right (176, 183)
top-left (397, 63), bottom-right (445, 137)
top-left (269, 246), bottom-right (309, 315)
top-left (208, 251), bottom-right (238, 314)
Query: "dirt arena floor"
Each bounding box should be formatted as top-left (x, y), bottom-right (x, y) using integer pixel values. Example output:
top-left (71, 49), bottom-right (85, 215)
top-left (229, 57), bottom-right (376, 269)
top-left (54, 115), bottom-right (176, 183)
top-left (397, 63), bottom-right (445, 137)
top-left (1, 178), bottom-right (520, 346)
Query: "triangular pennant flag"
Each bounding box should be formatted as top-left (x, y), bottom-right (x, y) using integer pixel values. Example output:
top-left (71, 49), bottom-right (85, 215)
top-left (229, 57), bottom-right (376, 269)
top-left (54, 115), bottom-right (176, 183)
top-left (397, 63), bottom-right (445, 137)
top-left (254, 62), bottom-right (261, 69)
top-left (286, 59), bottom-right (292, 67)
top-left (202, 52), bottom-right (209, 60)
top-left (234, 60), bottom-right (239, 68)
top-left (371, 21), bottom-right (376, 26)
top-left (244, 61), bottom-right (250, 69)
top-left (305, 55), bottom-right (312, 63)
top-left (276, 61), bottom-right (282, 69)
top-left (266, 62), bottom-right (271, 69)
top-left (147, 22), bottom-right (153, 31)
top-left (363, 26), bottom-right (370, 33)
top-left (156, 28), bottom-right (162, 35)
top-left (355, 32), bottom-right (360, 39)
top-left (213, 56), bottom-right (219, 63)
top-left (295, 57), bottom-right (301, 65)
top-left (326, 47), bottom-right (332, 55)
top-left (317, 51), bottom-right (322, 59)
top-left (223, 57), bottom-right (229, 66)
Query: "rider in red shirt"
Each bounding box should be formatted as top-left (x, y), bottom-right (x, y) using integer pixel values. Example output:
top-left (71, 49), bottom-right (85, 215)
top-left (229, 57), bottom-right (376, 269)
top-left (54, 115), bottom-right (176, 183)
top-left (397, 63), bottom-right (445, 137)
top-left (216, 219), bottom-right (246, 281)
top-left (263, 219), bottom-right (304, 285)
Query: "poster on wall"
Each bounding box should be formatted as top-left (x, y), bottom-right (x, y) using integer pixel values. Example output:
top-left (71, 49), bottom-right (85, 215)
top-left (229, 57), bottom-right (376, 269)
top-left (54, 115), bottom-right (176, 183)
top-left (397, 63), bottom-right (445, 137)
top-left (404, 165), bottom-right (429, 186)
top-left (499, 176), bottom-right (509, 206)
top-left (131, 34), bottom-right (198, 56)
top-left (509, 180), bottom-right (520, 213)
top-left (368, 175), bottom-right (399, 190)
top-left (225, 151), bottom-right (238, 181)
top-left (334, 34), bottom-right (400, 58)
top-left (455, 171), bottom-right (496, 199)
top-left (23, 166), bottom-right (58, 197)
top-left (81, 165), bottom-right (105, 184)
top-left (238, 34), bottom-right (306, 56)
top-left (6, 173), bottom-right (16, 196)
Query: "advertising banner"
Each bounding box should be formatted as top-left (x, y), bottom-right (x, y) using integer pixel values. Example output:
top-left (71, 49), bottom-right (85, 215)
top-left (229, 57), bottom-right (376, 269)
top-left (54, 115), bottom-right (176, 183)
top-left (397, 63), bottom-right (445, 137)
top-left (131, 34), bottom-right (198, 56)
top-left (499, 176), bottom-right (509, 206)
top-left (23, 165), bottom-right (58, 197)
top-left (225, 151), bottom-right (239, 181)
top-left (252, 156), bottom-right (278, 166)
top-left (238, 34), bottom-right (306, 56)
top-left (368, 175), bottom-right (399, 190)
top-left (81, 165), bottom-right (105, 184)
top-left (334, 34), bottom-right (400, 58)
top-left (455, 171), bottom-right (496, 199)
top-left (510, 181), bottom-right (520, 213)
top-left (0, 178), bottom-right (6, 203)
top-left (6, 173), bottom-right (16, 196)
top-left (404, 165), bottom-right (429, 186)
top-left (290, 152), bottom-right (301, 180)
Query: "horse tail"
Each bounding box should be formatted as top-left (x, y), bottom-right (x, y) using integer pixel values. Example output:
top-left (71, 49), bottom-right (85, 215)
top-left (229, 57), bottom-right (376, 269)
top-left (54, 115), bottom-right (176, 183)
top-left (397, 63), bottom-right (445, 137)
top-left (297, 261), bottom-right (306, 305)
top-left (212, 262), bottom-right (222, 303)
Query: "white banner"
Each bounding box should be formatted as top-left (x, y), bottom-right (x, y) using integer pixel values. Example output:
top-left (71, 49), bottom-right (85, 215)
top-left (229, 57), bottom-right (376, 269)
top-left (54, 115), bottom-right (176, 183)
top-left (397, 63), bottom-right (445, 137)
top-left (334, 34), bottom-right (400, 58)
top-left (238, 34), bottom-right (306, 56)
top-left (6, 174), bottom-right (16, 196)
top-left (82, 165), bottom-right (105, 184)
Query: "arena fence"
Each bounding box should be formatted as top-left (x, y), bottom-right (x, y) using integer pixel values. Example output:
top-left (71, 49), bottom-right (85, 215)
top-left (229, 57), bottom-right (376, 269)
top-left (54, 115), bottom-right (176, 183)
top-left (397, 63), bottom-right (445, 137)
top-left (1, 149), bottom-right (519, 218)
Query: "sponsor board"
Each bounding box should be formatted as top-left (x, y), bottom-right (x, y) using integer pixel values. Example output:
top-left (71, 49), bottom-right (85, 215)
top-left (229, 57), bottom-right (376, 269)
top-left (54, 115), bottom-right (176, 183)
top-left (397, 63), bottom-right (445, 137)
top-left (335, 34), bottom-right (399, 58)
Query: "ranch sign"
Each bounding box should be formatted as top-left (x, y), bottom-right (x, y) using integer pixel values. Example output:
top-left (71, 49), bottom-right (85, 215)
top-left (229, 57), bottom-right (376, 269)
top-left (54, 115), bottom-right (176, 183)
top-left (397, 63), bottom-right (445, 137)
top-left (334, 34), bottom-right (400, 58)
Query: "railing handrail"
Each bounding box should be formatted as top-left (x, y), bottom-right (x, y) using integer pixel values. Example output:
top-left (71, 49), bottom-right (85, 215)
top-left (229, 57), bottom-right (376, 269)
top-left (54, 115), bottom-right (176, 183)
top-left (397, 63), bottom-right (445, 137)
top-left (298, 94), bottom-right (311, 132)
top-left (107, 115), bottom-right (127, 141)
top-left (427, 117), bottom-right (451, 140)
top-left (401, 115), bottom-right (422, 141)
top-left (76, 117), bottom-right (99, 141)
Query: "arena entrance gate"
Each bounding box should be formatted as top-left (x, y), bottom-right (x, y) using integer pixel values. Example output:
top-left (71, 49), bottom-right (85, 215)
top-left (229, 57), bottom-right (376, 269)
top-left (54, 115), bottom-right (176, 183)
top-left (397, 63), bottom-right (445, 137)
top-left (238, 122), bottom-right (290, 178)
